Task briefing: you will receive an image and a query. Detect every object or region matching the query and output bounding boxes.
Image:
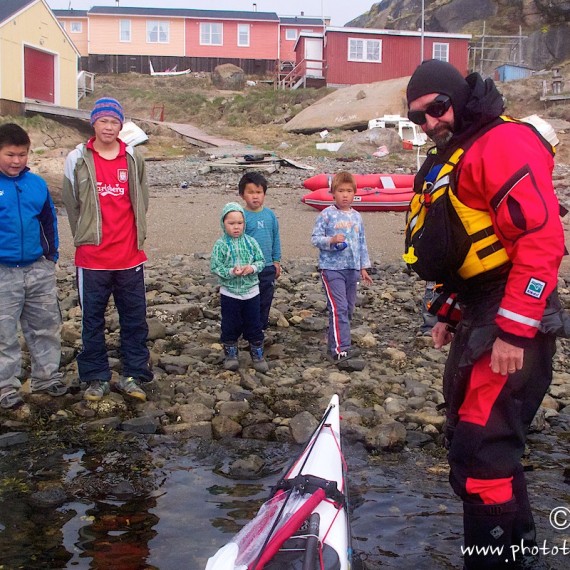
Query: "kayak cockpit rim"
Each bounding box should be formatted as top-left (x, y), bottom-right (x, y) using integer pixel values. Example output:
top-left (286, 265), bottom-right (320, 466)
top-left (272, 473), bottom-right (346, 508)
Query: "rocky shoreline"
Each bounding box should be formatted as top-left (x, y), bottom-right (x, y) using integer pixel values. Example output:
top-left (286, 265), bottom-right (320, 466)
top-left (2, 254), bottom-right (569, 461)
top-left (2, 150), bottom-right (570, 458)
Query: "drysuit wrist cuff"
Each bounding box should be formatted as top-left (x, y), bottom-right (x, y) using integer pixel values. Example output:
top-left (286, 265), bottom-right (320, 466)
top-left (497, 330), bottom-right (534, 349)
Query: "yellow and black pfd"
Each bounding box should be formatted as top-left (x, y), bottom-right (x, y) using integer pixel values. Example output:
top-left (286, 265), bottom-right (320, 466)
top-left (403, 116), bottom-right (555, 289)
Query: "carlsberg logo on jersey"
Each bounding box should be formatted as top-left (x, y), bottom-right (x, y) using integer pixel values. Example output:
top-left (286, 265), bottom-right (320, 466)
top-left (525, 277), bottom-right (546, 299)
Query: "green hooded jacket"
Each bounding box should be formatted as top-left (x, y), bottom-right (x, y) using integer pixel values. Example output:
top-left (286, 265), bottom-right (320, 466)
top-left (210, 202), bottom-right (265, 296)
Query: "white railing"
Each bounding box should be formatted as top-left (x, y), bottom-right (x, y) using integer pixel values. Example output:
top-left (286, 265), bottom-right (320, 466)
top-left (77, 70), bottom-right (95, 100)
top-left (276, 59), bottom-right (325, 89)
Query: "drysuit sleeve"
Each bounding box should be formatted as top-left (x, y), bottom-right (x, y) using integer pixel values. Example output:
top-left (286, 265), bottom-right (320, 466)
top-left (457, 122), bottom-right (565, 344)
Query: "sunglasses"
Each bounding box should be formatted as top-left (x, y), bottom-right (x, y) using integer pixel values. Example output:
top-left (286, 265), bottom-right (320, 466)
top-left (408, 95), bottom-right (452, 125)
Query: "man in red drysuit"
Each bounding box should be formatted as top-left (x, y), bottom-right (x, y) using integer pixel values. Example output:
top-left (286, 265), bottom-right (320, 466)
top-left (405, 59), bottom-right (567, 569)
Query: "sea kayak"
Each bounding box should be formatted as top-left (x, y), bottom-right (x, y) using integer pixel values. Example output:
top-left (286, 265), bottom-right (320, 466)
top-left (205, 394), bottom-right (350, 570)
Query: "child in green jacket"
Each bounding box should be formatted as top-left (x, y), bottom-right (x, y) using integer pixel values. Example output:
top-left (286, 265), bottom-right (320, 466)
top-left (211, 202), bottom-right (269, 373)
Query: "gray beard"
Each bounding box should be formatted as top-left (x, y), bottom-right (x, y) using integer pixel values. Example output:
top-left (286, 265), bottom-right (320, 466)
top-left (433, 130), bottom-right (454, 150)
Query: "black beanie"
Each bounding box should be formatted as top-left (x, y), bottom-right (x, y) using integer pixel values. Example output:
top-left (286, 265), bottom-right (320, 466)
top-left (406, 59), bottom-right (471, 118)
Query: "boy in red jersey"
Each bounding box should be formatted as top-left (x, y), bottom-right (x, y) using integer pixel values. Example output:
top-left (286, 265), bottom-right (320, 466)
top-left (63, 98), bottom-right (152, 402)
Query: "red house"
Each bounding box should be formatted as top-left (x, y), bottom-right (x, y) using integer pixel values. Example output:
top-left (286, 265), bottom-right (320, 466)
top-left (278, 16), bottom-right (326, 67)
top-left (291, 27), bottom-right (471, 87)
top-left (55, 6), bottom-right (284, 75)
top-left (53, 6), bottom-right (327, 76)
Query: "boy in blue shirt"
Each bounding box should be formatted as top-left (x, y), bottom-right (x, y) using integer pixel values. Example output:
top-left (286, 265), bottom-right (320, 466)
top-left (311, 171), bottom-right (372, 363)
top-left (0, 123), bottom-right (67, 410)
top-left (239, 172), bottom-right (282, 331)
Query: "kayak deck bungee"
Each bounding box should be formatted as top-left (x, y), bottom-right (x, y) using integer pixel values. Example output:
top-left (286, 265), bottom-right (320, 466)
top-left (205, 394), bottom-right (350, 570)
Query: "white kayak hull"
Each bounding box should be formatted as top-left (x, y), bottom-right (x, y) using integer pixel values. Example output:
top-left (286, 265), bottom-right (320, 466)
top-left (206, 394), bottom-right (350, 569)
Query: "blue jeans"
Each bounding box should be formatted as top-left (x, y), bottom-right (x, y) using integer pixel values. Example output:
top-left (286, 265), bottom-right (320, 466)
top-left (321, 269), bottom-right (358, 355)
top-left (258, 265), bottom-right (276, 330)
top-left (220, 293), bottom-right (263, 345)
top-left (76, 265), bottom-right (152, 383)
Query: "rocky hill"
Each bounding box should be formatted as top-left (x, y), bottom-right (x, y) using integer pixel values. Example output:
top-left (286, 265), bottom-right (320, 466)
top-left (347, 0), bottom-right (570, 72)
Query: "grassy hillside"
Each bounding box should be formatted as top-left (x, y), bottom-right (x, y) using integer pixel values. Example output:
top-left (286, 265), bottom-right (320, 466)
top-left (79, 71), bottom-right (570, 150)
top-left (79, 73), bottom-right (334, 151)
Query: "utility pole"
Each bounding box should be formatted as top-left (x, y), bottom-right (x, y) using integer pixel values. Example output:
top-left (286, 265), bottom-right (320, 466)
top-left (420, 0), bottom-right (425, 63)
top-left (480, 21), bottom-right (485, 75)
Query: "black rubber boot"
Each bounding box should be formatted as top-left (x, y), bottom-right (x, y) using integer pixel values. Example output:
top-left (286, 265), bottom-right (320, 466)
top-left (222, 343), bottom-right (239, 371)
top-left (511, 470), bottom-right (550, 569)
top-left (463, 499), bottom-right (518, 569)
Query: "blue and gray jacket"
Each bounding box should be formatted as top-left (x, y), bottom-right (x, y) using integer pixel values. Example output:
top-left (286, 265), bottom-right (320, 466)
top-left (0, 167), bottom-right (58, 267)
top-left (311, 205), bottom-right (371, 271)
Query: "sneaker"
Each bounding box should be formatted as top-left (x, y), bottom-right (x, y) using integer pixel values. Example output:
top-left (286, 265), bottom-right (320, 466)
top-left (330, 347), bottom-right (361, 363)
top-left (0, 387), bottom-right (24, 410)
top-left (84, 381), bottom-right (110, 402)
top-left (112, 377), bottom-right (147, 402)
top-left (223, 344), bottom-right (239, 372)
top-left (31, 377), bottom-right (68, 397)
top-left (249, 344), bottom-right (269, 373)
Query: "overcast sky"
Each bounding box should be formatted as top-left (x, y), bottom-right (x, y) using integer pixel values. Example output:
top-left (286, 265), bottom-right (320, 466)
top-left (45, 1), bottom-right (378, 27)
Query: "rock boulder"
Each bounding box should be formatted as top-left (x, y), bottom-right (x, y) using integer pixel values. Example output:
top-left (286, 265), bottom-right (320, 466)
top-left (212, 63), bottom-right (245, 90)
top-left (283, 76), bottom-right (409, 133)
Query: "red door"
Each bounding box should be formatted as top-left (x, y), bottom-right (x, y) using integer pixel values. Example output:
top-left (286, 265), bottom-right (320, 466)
top-left (24, 47), bottom-right (55, 103)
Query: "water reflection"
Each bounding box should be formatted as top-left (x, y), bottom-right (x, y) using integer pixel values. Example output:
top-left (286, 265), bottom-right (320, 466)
top-left (71, 498), bottom-right (158, 569)
top-left (0, 491), bottom-right (74, 568)
top-left (0, 432), bottom-right (567, 569)
top-left (146, 453), bottom-right (277, 568)
top-left (0, 437), bottom-right (160, 569)
top-left (207, 482), bottom-right (266, 534)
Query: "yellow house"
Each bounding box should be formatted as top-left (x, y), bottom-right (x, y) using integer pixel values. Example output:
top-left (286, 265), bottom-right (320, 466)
top-left (0, 0), bottom-right (80, 114)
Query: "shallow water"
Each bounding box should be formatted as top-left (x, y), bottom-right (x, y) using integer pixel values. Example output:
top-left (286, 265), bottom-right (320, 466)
top-left (0, 432), bottom-right (568, 569)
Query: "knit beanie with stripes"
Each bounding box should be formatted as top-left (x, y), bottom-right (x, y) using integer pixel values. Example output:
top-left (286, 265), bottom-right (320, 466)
top-left (90, 97), bottom-right (124, 127)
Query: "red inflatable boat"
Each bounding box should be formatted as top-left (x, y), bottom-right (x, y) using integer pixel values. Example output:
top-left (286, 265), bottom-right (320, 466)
top-left (303, 173), bottom-right (415, 191)
top-left (302, 186), bottom-right (414, 212)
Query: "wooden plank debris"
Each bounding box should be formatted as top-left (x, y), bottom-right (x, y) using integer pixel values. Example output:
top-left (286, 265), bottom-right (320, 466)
top-left (203, 153), bottom-right (313, 173)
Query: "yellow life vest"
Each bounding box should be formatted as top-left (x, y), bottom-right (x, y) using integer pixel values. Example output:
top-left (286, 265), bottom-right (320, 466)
top-left (403, 116), bottom-right (554, 285)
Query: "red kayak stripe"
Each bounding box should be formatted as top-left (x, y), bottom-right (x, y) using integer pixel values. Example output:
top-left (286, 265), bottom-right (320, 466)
top-left (253, 488), bottom-right (326, 570)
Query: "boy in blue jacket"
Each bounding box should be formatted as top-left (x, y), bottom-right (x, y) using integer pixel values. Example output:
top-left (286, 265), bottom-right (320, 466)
top-left (0, 123), bottom-right (66, 410)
